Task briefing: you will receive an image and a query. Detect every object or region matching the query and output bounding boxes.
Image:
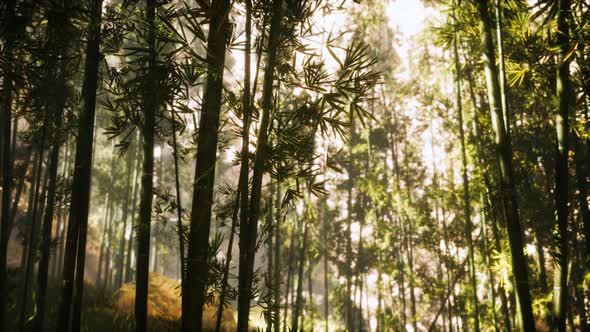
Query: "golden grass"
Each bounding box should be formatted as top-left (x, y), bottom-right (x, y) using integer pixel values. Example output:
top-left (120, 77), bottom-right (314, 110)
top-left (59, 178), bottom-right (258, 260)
top-left (111, 273), bottom-right (237, 331)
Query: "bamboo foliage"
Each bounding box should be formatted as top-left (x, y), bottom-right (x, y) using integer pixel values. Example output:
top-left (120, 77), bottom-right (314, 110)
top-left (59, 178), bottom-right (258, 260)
top-left (1, 1), bottom-right (590, 332)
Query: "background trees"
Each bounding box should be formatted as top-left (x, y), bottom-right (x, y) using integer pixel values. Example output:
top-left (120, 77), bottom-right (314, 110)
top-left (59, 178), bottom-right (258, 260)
top-left (1, 0), bottom-right (589, 331)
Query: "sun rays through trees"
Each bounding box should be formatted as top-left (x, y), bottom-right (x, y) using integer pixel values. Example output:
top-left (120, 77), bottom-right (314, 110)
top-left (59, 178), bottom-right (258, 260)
top-left (1, 0), bottom-right (590, 331)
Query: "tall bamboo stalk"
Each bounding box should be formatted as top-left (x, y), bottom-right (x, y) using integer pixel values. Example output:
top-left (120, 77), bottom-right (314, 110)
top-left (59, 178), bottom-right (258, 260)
top-left (552, 0), bottom-right (573, 330)
top-left (237, 0), bottom-right (283, 329)
top-left (135, 0), bottom-right (158, 330)
top-left (185, 0), bottom-right (232, 329)
top-left (56, 0), bottom-right (104, 328)
top-left (452, 12), bottom-right (480, 329)
top-left (474, 1), bottom-right (535, 329)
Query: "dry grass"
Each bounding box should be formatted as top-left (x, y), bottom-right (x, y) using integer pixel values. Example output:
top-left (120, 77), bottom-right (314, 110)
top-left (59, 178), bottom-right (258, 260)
top-left (111, 273), bottom-right (237, 331)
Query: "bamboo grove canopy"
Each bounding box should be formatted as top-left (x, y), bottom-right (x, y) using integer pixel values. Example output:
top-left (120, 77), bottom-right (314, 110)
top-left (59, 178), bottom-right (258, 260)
top-left (0, 0), bottom-right (589, 331)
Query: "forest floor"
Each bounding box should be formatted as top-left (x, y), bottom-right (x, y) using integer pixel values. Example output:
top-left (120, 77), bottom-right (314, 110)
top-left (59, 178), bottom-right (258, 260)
top-left (6, 270), bottom-right (241, 332)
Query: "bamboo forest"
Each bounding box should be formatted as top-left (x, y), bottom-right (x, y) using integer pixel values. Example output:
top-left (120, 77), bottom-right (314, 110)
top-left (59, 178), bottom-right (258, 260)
top-left (2, 0), bottom-right (590, 331)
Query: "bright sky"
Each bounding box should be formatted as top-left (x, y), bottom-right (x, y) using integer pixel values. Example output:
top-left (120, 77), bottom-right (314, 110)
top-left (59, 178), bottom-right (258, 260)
top-left (386, 0), bottom-right (430, 37)
top-left (387, 0), bottom-right (439, 80)
top-left (385, 0), bottom-right (452, 180)
top-left (228, 0), bottom-right (433, 80)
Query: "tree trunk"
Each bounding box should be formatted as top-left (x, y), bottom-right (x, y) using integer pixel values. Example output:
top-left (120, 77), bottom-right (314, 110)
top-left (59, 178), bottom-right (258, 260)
top-left (170, 108), bottom-right (187, 326)
top-left (215, 6), bottom-right (255, 319)
top-left (406, 216), bottom-right (417, 332)
top-left (20, 149), bottom-right (42, 272)
top-left (345, 184), bottom-right (354, 331)
top-left (401, 134), bottom-right (418, 332)
top-left (283, 215), bottom-right (297, 332)
top-left (214, 191), bottom-right (238, 332)
top-left (8, 147), bottom-right (32, 242)
top-left (356, 194), bottom-right (366, 330)
top-left (151, 146), bottom-right (163, 274)
top-left (237, 0), bottom-right (283, 329)
top-left (474, 1), bottom-right (535, 329)
top-left (552, 1), bottom-right (573, 331)
top-left (104, 204), bottom-right (114, 290)
top-left (491, 210), bottom-right (513, 331)
top-left (266, 186), bottom-right (274, 332)
top-left (184, 0), bottom-right (231, 330)
top-left (292, 216), bottom-right (309, 332)
top-left (480, 197), bottom-right (499, 332)
top-left (56, 209), bottom-right (67, 275)
top-left (441, 205), bottom-right (454, 332)
top-left (582, 96), bottom-right (590, 275)
top-left (0, 1), bottom-right (17, 328)
top-left (34, 0), bottom-right (72, 326)
top-left (52, 139), bottom-right (69, 277)
top-left (321, 200), bottom-right (328, 332)
top-left (430, 138), bottom-right (448, 332)
top-left (97, 193), bottom-right (109, 289)
top-left (308, 259), bottom-right (314, 330)
top-left (465, 64), bottom-right (513, 332)
top-left (452, 22), bottom-right (480, 331)
top-left (574, 128), bottom-right (590, 263)
top-left (126, 138), bottom-right (141, 283)
top-left (533, 228), bottom-right (548, 292)
top-left (230, 0), bottom-right (253, 329)
top-left (18, 130), bottom-right (46, 332)
top-left (98, 149), bottom-right (115, 290)
top-left (34, 129), bottom-right (63, 329)
top-left (377, 251), bottom-right (383, 332)
top-left (55, 0), bottom-right (103, 329)
top-left (215, 156), bottom-right (248, 332)
top-left (573, 246), bottom-right (588, 331)
top-left (116, 141), bottom-right (134, 289)
top-left (389, 121), bottom-right (407, 331)
top-left (274, 184), bottom-right (282, 332)
top-left (494, 0), bottom-right (510, 136)
top-left (135, 0), bottom-right (158, 330)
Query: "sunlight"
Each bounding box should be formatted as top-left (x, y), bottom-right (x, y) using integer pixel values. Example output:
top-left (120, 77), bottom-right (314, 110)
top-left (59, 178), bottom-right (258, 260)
top-left (367, 294), bottom-right (379, 311)
top-left (338, 275), bottom-right (346, 285)
top-left (125, 222), bottom-right (132, 241)
top-left (8, 0), bottom-right (578, 331)
top-left (422, 117), bottom-right (450, 176)
top-left (350, 222), bottom-right (372, 242)
top-left (230, 3), bottom-right (350, 87)
top-left (386, 0), bottom-right (428, 37)
top-left (370, 318), bottom-right (377, 330)
top-left (224, 145), bottom-right (236, 163)
top-left (350, 222), bottom-right (360, 242)
top-left (526, 243), bottom-right (537, 256)
top-left (386, 0), bottom-right (437, 81)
